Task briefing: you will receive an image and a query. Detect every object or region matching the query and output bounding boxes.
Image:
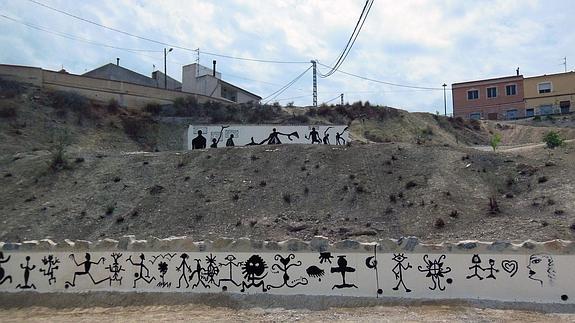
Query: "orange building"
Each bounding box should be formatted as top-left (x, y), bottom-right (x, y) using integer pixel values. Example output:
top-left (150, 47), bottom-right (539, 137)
top-left (452, 74), bottom-right (525, 120)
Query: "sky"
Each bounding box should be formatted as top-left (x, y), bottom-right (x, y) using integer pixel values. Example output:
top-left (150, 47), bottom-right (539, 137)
top-left (1, 0), bottom-right (574, 114)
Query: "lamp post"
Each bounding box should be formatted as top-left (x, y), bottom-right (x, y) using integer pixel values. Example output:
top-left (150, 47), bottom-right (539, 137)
top-left (164, 48), bottom-right (173, 89)
top-left (442, 83), bottom-right (447, 116)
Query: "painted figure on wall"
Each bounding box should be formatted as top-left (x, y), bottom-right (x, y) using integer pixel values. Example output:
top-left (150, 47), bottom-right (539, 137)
top-left (105, 253), bottom-right (125, 286)
top-left (501, 260), bottom-right (519, 277)
top-left (39, 255), bottom-right (60, 285)
top-left (210, 126), bottom-right (229, 148)
top-left (226, 134), bottom-right (235, 147)
top-left (16, 256), bottom-right (36, 289)
top-left (307, 127), bottom-right (321, 144)
top-left (0, 252), bottom-right (12, 285)
top-left (266, 254), bottom-right (308, 290)
top-left (189, 259), bottom-right (209, 289)
top-left (65, 253), bottom-right (109, 288)
top-left (418, 254), bottom-right (452, 291)
top-left (306, 266), bottom-right (325, 282)
top-left (466, 254), bottom-right (486, 280)
top-left (157, 261), bottom-right (171, 288)
top-left (392, 253), bottom-right (412, 292)
top-left (176, 253), bottom-right (192, 288)
top-left (260, 128), bottom-right (299, 145)
top-left (335, 126), bottom-right (349, 145)
top-left (191, 130), bottom-right (207, 149)
top-left (331, 255), bottom-right (358, 289)
top-left (203, 253), bottom-right (220, 286)
top-left (218, 255), bottom-right (243, 288)
top-left (241, 255), bottom-right (268, 292)
top-left (527, 254), bottom-right (556, 286)
top-left (127, 254), bottom-right (156, 288)
top-left (319, 252), bottom-right (334, 264)
top-left (322, 127), bottom-right (333, 145)
top-left (245, 137), bottom-right (258, 146)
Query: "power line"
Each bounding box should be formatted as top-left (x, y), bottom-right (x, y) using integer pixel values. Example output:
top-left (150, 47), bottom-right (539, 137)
top-left (323, 94), bottom-right (341, 104)
top-left (262, 65), bottom-right (312, 104)
top-left (316, 61), bottom-right (448, 90)
top-left (319, 0), bottom-right (374, 78)
top-left (27, 0), bottom-right (309, 65)
top-left (0, 13), bottom-right (163, 54)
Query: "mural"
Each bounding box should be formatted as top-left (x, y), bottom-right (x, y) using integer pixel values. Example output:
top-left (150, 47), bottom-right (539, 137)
top-left (188, 125), bottom-right (350, 148)
top-left (0, 250), bottom-right (573, 304)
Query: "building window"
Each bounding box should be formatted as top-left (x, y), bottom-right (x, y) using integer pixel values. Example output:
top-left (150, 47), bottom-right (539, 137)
top-left (505, 109), bottom-right (518, 120)
top-left (469, 112), bottom-right (481, 120)
top-left (467, 89), bottom-right (479, 100)
top-left (487, 87), bottom-right (497, 98)
top-left (506, 84), bottom-right (517, 96)
top-left (560, 101), bottom-right (570, 114)
top-left (539, 105), bottom-right (553, 115)
top-left (538, 82), bottom-right (552, 94)
top-left (525, 108), bottom-right (534, 117)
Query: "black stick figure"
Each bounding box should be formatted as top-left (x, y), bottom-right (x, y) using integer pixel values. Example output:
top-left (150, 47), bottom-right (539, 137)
top-left (65, 253), bottom-right (109, 288)
top-left (306, 127), bottom-right (321, 144)
top-left (336, 126), bottom-right (349, 145)
top-left (322, 127), bottom-right (333, 145)
top-left (189, 259), bottom-right (209, 289)
top-left (466, 254), bottom-right (486, 280)
top-left (392, 253), bottom-right (412, 293)
top-left (218, 255), bottom-right (242, 288)
top-left (485, 259), bottom-right (499, 279)
top-left (127, 254), bottom-right (155, 288)
top-left (40, 255), bottom-right (59, 285)
top-left (176, 253), bottom-right (192, 288)
top-left (105, 253), bottom-right (125, 286)
top-left (331, 256), bottom-right (358, 289)
top-left (266, 254), bottom-right (308, 290)
top-left (0, 252), bottom-right (13, 285)
top-left (16, 256), bottom-right (36, 289)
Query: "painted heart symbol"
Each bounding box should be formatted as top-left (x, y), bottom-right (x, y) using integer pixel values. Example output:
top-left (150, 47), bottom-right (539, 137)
top-left (501, 260), bottom-right (518, 277)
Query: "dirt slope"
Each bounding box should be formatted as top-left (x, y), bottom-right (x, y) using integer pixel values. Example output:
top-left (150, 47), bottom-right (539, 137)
top-left (1, 81), bottom-right (575, 243)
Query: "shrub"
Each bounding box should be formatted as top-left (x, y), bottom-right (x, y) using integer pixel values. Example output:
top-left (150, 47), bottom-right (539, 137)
top-left (0, 78), bottom-right (26, 98)
top-left (543, 131), bottom-right (564, 149)
top-left (144, 102), bottom-right (162, 116)
top-left (50, 90), bottom-right (89, 113)
top-left (0, 101), bottom-right (17, 118)
top-left (490, 133), bottom-right (502, 151)
top-left (107, 99), bottom-right (120, 114)
top-left (434, 218), bottom-right (445, 228)
top-left (533, 115), bottom-right (542, 121)
top-left (49, 128), bottom-right (72, 171)
top-left (282, 192), bottom-right (292, 204)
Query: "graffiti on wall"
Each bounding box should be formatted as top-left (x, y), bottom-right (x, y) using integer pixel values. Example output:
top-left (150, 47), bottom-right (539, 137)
top-left (188, 125), bottom-right (350, 149)
top-left (0, 251), bottom-right (572, 304)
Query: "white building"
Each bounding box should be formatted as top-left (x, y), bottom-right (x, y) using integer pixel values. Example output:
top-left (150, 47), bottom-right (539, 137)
top-left (182, 62), bottom-right (261, 104)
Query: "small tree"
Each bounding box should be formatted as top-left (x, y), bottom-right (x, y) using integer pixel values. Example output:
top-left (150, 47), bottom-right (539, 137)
top-left (49, 128), bottom-right (72, 171)
top-left (543, 131), bottom-right (564, 149)
top-left (490, 133), bottom-right (502, 151)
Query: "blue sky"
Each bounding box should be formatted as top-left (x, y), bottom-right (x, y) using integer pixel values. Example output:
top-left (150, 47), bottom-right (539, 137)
top-left (1, 0), bottom-right (574, 114)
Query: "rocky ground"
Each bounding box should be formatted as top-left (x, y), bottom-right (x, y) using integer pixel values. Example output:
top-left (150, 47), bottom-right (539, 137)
top-left (0, 304), bottom-right (573, 322)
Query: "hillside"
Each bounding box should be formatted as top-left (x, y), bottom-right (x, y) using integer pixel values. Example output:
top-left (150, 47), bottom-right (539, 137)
top-left (1, 79), bottom-right (575, 243)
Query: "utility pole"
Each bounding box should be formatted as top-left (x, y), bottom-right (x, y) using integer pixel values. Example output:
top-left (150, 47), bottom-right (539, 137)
top-left (311, 60), bottom-right (317, 107)
top-left (340, 93), bottom-right (344, 106)
top-left (563, 57), bottom-right (567, 73)
top-left (442, 83), bottom-right (447, 116)
top-left (164, 47), bottom-right (173, 89)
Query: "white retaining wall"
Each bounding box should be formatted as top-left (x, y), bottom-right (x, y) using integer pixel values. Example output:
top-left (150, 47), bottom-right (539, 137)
top-left (1, 237), bottom-right (574, 305)
top-left (187, 125), bottom-right (350, 149)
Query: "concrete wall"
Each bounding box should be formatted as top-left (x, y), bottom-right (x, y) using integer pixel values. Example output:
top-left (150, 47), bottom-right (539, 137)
top-left (524, 72), bottom-right (575, 115)
top-left (188, 125), bottom-right (350, 149)
top-left (452, 75), bottom-right (525, 120)
top-left (1, 236), bottom-right (574, 305)
top-left (0, 64), bottom-right (230, 108)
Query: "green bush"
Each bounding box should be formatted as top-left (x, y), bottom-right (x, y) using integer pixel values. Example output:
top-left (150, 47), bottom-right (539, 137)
top-left (533, 115), bottom-right (542, 121)
top-left (49, 128), bottom-right (72, 171)
top-left (144, 102), bottom-right (162, 116)
top-left (490, 133), bottom-right (502, 151)
top-left (543, 131), bottom-right (564, 149)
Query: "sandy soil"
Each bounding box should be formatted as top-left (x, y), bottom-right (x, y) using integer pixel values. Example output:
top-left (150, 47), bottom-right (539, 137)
top-left (0, 304), bottom-right (573, 322)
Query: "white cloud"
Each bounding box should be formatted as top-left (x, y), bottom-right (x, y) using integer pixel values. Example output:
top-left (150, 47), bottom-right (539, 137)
top-left (0, 0), bottom-right (573, 113)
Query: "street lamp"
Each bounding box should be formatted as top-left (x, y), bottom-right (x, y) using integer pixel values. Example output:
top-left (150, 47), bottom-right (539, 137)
top-left (164, 48), bottom-right (173, 89)
top-left (442, 83), bottom-right (447, 116)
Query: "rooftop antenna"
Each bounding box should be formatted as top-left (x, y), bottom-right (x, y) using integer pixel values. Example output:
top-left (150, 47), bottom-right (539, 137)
top-left (563, 57), bottom-right (567, 73)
